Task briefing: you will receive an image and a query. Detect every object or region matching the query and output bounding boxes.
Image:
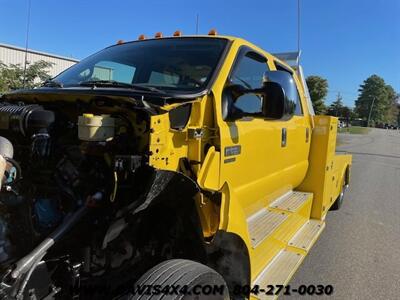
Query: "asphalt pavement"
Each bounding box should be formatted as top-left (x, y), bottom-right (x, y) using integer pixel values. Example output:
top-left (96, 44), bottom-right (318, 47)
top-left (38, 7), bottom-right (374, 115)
top-left (282, 128), bottom-right (400, 300)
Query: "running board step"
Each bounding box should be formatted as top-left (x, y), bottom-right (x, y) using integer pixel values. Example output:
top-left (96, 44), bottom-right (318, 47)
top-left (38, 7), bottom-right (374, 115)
top-left (288, 219), bottom-right (325, 253)
top-left (248, 191), bottom-right (313, 249)
top-left (269, 191), bottom-right (312, 212)
top-left (248, 209), bottom-right (288, 248)
top-left (253, 250), bottom-right (304, 300)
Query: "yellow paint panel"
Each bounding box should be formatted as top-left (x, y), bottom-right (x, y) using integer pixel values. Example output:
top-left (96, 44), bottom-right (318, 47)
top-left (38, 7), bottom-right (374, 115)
top-left (298, 116), bottom-right (352, 219)
top-left (197, 146), bottom-right (221, 191)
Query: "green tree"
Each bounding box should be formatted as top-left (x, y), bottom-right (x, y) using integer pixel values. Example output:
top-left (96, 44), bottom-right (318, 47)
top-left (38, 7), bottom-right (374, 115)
top-left (396, 94), bottom-right (400, 126)
top-left (0, 60), bottom-right (53, 93)
top-left (327, 93), bottom-right (344, 117)
top-left (354, 75), bottom-right (396, 125)
top-left (326, 93), bottom-right (354, 125)
top-left (385, 88), bottom-right (399, 125)
top-left (341, 106), bottom-right (354, 119)
top-left (306, 75), bottom-right (328, 114)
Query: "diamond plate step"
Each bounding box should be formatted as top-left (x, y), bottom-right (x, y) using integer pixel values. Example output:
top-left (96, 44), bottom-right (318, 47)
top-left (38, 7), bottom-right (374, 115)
top-left (253, 250), bottom-right (304, 300)
top-left (269, 191), bottom-right (312, 212)
top-left (248, 209), bottom-right (288, 248)
top-left (288, 219), bottom-right (325, 252)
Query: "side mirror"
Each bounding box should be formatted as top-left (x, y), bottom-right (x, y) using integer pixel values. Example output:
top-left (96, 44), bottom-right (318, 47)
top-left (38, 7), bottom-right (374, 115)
top-left (222, 84), bottom-right (251, 121)
top-left (262, 70), bottom-right (298, 118)
top-left (222, 82), bottom-right (286, 121)
top-left (259, 82), bottom-right (286, 119)
top-left (223, 84), bottom-right (249, 100)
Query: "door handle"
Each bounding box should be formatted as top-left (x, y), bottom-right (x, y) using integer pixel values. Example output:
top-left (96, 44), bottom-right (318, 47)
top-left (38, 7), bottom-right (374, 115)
top-left (306, 127), bottom-right (310, 143)
top-left (281, 128), bottom-right (287, 147)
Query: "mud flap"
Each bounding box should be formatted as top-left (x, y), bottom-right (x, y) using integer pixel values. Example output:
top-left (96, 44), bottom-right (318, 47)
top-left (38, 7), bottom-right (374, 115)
top-left (207, 231), bottom-right (250, 299)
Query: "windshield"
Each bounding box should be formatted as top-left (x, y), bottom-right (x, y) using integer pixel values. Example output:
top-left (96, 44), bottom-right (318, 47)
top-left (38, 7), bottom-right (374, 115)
top-left (54, 38), bottom-right (228, 93)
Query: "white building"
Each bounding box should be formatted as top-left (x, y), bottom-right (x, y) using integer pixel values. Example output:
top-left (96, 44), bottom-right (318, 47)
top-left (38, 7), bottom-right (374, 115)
top-left (0, 43), bottom-right (78, 78)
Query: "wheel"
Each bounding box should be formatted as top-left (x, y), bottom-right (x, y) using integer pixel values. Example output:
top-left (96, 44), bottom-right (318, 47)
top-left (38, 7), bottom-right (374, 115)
top-left (330, 181), bottom-right (348, 211)
top-left (128, 259), bottom-right (229, 300)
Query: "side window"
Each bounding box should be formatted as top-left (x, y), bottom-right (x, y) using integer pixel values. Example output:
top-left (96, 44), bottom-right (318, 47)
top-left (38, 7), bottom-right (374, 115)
top-left (230, 52), bottom-right (269, 115)
top-left (275, 64), bottom-right (303, 116)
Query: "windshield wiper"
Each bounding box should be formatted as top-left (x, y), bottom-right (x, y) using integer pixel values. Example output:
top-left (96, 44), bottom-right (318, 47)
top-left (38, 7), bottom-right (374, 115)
top-left (43, 79), bottom-right (64, 88)
top-left (79, 80), bottom-right (166, 94)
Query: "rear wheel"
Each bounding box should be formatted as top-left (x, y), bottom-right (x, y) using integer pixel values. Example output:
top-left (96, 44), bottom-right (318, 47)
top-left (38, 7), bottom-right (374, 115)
top-left (330, 181), bottom-right (347, 211)
top-left (129, 259), bottom-right (229, 300)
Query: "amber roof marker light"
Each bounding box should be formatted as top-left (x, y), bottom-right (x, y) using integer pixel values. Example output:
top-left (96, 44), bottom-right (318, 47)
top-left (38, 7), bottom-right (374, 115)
top-left (116, 40), bottom-right (125, 45)
top-left (208, 29), bottom-right (217, 36)
top-left (173, 30), bottom-right (182, 37)
top-left (155, 32), bottom-right (163, 38)
top-left (138, 34), bottom-right (146, 40)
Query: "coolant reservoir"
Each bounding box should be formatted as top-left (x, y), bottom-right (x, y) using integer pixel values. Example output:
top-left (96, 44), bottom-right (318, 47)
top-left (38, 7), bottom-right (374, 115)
top-left (78, 114), bottom-right (115, 141)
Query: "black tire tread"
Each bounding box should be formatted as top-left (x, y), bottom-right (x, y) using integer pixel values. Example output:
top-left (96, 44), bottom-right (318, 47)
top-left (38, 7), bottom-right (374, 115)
top-left (130, 259), bottom-right (226, 300)
top-left (330, 179), bottom-right (346, 211)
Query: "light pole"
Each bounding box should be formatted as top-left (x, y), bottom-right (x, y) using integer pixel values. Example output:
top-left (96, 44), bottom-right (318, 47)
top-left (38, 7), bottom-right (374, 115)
top-left (196, 14), bottom-right (199, 35)
top-left (22, 0), bottom-right (32, 89)
top-left (367, 96), bottom-right (376, 127)
top-left (297, 0), bottom-right (301, 68)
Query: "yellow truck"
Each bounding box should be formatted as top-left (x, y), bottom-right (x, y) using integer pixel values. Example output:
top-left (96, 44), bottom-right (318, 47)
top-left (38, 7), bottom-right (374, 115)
top-left (0, 32), bottom-right (351, 299)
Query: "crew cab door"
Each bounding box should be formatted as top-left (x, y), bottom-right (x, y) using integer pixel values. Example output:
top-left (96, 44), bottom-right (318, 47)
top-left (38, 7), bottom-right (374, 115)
top-left (217, 48), bottom-right (310, 217)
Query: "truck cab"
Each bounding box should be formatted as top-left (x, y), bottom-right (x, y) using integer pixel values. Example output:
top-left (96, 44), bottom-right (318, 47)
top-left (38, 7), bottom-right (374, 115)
top-left (0, 33), bottom-right (351, 299)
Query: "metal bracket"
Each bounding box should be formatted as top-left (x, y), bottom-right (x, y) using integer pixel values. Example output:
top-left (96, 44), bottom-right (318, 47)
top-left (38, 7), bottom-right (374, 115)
top-left (187, 128), bottom-right (204, 140)
top-left (187, 126), bottom-right (219, 141)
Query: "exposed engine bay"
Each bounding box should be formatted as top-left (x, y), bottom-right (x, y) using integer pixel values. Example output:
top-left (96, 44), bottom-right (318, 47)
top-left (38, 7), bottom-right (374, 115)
top-left (0, 97), bottom-right (202, 299)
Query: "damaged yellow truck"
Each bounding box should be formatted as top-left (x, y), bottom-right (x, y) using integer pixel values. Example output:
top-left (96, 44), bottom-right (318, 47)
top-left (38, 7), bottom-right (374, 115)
top-left (0, 33), bottom-right (351, 299)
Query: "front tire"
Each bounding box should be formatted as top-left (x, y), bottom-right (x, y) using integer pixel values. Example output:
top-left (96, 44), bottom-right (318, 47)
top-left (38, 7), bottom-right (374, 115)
top-left (129, 259), bottom-right (229, 300)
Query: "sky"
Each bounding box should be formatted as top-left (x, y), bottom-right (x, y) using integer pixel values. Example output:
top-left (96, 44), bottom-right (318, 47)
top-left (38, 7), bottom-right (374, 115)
top-left (0, 0), bottom-right (399, 107)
